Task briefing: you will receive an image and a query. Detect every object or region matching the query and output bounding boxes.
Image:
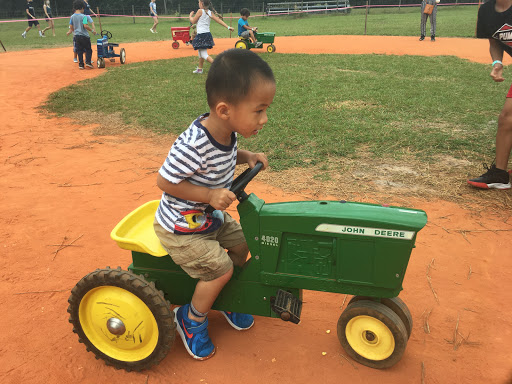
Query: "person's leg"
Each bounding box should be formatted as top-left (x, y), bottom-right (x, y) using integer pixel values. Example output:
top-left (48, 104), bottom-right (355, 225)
top-left (249, 30), bottom-right (256, 43)
top-left (42, 23), bottom-right (51, 34)
top-left (430, 7), bottom-right (437, 40)
top-left (468, 94), bottom-right (512, 189)
top-left (22, 25), bottom-right (32, 37)
top-left (75, 36), bottom-right (85, 67)
top-left (84, 38), bottom-right (93, 65)
top-left (420, 10), bottom-right (427, 39)
top-left (51, 20), bottom-right (55, 36)
top-left (496, 98), bottom-right (512, 170)
top-left (188, 268), bottom-right (234, 321)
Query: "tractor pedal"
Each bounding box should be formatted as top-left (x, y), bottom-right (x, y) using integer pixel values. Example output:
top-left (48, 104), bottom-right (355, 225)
top-left (270, 289), bottom-right (302, 324)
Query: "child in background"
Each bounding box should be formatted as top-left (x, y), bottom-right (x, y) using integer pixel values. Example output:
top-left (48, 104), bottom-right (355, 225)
top-left (238, 8), bottom-right (262, 47)
top-left (154, 48), bottom-right (276, 360)
top-left (70, 8), bottom-right (96, 63)
top-left (189, 0), bottom-right (234, 74)
top-left (42, 0), bottom-right (55, 37)
top-left (149, 0), bottom-right (158, 33)
top-left (67, 0), bottom-right (96, 69)
top-left (21, 0), bottom-right (44, 38)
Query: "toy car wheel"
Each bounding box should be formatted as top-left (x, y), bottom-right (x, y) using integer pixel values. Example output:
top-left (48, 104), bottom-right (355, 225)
top-left (97, 58), bottom-right (105, 68)
top-left (68, 267), bottom-right (175, 371)
top-left (348, 296), bottom-right (413, 339)
top-left (235, 40), bottom-right (248, 50)
top-left (337, 300), bottom-right (408, 369)
top-left (172, 41), bottom-right (179, 49)
top-left (267, 44), bottom-right (276, 53)
top-left (120, 48), bottom-right (126, 64)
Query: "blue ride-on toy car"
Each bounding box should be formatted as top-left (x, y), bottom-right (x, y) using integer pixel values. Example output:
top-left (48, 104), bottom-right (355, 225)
top-left (96, 30), bottom-right (126, 68)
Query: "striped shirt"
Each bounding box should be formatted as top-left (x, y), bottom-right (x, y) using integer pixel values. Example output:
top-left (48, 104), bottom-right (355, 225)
top-left (156, 114), bottom-right (237, 234)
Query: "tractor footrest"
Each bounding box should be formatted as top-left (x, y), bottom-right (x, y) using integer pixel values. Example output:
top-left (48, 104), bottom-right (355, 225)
top-left (271, 289), bottom-right (302, 324)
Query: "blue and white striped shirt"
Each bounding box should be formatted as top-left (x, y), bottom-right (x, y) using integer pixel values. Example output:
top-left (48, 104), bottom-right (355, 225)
top-left (156, 114), bottom-right (237, 234)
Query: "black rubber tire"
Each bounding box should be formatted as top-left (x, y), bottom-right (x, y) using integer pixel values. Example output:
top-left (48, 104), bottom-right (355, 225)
top-left (67, 267), bottom-right (175, 371)
top-left (119, 48), bottom-right (126, 64)
top-left (348, 296), bottom-right (413, 339)
top-left (337, 300), bottom-right (409, 369)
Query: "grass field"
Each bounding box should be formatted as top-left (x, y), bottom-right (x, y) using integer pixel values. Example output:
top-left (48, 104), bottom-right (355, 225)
top-left (44, 53), bottom-right (505, 173)
top-left (1, 5), bottom-right (479, 52)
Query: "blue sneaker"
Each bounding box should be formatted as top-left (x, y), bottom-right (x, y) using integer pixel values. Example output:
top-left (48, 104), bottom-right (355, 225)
top-left (174, 304), bottom-right (215, 360)
top-left (221, 311), bottom-right (254, 331)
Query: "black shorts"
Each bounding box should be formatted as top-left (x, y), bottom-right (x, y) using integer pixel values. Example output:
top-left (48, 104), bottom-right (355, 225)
top-left (28, 19), bottom-right (39, 27)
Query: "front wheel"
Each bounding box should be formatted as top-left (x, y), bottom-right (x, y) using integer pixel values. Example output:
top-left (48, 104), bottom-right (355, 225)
top-left (97, 57), bottom-right (105, 68)
top-left (267, 44), bottom-right (276, 53)
top-left (337, 300), bottom-right (408, 369)
top-left (235, 40), bottom-right (248, 50)
top-left (67, 267), bottom-right (175, 371)
top-left (119, 48), bottom-right (126, 64)
top-left (172, 41), bottom-right (179, 49)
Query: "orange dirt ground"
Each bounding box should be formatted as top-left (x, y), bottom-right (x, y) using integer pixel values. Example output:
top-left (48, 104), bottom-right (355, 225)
top-left (1, 36), bottom-right (511, 384)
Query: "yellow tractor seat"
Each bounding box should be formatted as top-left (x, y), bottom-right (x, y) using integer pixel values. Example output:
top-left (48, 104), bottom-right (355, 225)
top-left (111, 200), bottom-right (168, 257)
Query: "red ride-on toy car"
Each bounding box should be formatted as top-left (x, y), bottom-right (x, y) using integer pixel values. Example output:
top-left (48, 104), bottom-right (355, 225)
top-left (171, 26), bottom-right (192, 49)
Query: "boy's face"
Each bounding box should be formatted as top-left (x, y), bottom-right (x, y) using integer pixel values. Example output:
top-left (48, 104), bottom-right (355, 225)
top-left (227, 78), bottom-right (276, 139)
top-left (241, 15), bottom-right (248, 20)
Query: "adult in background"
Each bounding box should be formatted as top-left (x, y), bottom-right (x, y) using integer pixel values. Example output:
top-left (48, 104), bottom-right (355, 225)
top-left (467, 0), bottom-right (512, 189)
top-left (83, 0), bottom-right (97, 17)
top-left (42, 0), bottom-right (55, 37)
top-left (21, 0), bottom-right (44, 38)
top-left (149, 0), bottom-right (158, 33)
top-left (419, 0), bottom-right (439, 42)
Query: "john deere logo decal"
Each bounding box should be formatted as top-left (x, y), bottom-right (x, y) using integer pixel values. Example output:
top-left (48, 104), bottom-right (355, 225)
top-left (493, 24), bottom-right (512, 47)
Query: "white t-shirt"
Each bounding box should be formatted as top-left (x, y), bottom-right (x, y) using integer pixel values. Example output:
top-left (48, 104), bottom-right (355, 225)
top-left (156, 114), bottom-right (237, 234)
top-left (196, 9), bottom-right (212, 34)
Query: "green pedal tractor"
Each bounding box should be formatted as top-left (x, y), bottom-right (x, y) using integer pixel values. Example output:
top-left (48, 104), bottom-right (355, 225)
top-left (68, 163), bottom-right (427, 371)
top-left (235, 31), bottom-right (276, 53)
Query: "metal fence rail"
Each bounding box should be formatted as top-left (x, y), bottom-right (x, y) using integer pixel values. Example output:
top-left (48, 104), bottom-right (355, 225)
top-left (266, 0), bottom-right (351, 15)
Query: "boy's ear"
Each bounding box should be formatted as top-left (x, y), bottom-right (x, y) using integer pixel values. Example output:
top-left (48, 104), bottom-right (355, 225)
top-left (215, 101), bottom-right (231, 120)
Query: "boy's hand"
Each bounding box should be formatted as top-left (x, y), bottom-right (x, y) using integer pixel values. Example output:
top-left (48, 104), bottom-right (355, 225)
top-left (247, 152), bottom-right (268, 170)
top-left (66, 30), bottom-right (71, 36)
top-left (491, 64), bottom-right (505, 82)
top-left (208, 188), bottom-right (236, 210)
top-left (228, 26), bottom-right (234, 31)
top-left (189, 11), bottom-right (195, 16)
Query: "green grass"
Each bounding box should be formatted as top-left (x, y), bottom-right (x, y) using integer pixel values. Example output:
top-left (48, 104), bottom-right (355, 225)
top-left (1, 5), bottom-right (478, 51)
top-left (43, 53), bottom-right (505, 171)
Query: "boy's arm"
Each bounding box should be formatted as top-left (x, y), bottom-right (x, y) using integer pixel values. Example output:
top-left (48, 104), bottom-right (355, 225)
top-left (67, 25), bottom-right (74, 35)
top-left (237, 150), bottom-right (268, 169)
top-left (489, 38), bottom-right (505, 82)
top-left (26, 9), bottom-right (35, 19)
top-left (157, 174), bottom-right (236, 210)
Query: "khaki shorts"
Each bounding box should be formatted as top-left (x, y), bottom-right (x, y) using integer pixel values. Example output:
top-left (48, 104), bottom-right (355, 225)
top-left (153, 212), bottom-right (247, 281)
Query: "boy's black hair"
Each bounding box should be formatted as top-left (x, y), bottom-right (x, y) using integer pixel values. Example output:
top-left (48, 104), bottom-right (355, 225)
top-left (240, 8), bottom-right (250, 17)
top-left (72, 0), bottom-right (85, 10)
top-left (205, 49), bottom-right (275, 108)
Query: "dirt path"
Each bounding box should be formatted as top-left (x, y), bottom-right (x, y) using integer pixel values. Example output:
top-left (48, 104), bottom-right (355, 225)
top-left (1, 36), bottom-right (511, 384)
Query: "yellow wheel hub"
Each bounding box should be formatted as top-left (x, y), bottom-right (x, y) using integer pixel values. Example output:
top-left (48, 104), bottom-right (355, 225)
top-left (345, 315), bottom-right (395, 361)
top-left (235, 41), bottom-right (247, 49)
top-left (79, 286), bottom-right (159, 362)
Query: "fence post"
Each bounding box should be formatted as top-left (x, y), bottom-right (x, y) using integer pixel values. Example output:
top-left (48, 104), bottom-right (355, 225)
top-left (164, 0), bottom-right (168, 14)
top-left (398, 0), bottom-right (401, 12)
top-left (132, 5), bottom-right (135, 23)
top-left (221, 2), bottom-right (223, 18)
top-left (178, 4), bottom-right (180, 16)
top-left (364, 0), bottom-right (368, 35)
top-left (263, 2), bottom-right (265, 15)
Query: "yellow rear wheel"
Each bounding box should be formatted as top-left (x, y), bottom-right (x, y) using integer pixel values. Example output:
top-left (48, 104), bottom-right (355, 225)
top-left (337, 300), bottom-right (408, 369)
top-left (68, 267), bottom-right (175, 371)
top-left (235, 40), bottom-right (248, 50)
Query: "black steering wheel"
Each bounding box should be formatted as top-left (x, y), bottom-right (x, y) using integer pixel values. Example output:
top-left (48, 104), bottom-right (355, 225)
top-left (100, 30), bottom-right (113, 39)
top-left (205, 162), bottom-right (263, 213)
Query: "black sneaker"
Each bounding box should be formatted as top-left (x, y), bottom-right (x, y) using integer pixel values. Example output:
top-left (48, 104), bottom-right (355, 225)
top-left (79, 65), bottom-right (85, 70)
top-left (467, 163), bottom-right (511, 190)
top-left (431, 35), bottom-right (436, 42)
top-left (419, 35), bottom-right (425, 41)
